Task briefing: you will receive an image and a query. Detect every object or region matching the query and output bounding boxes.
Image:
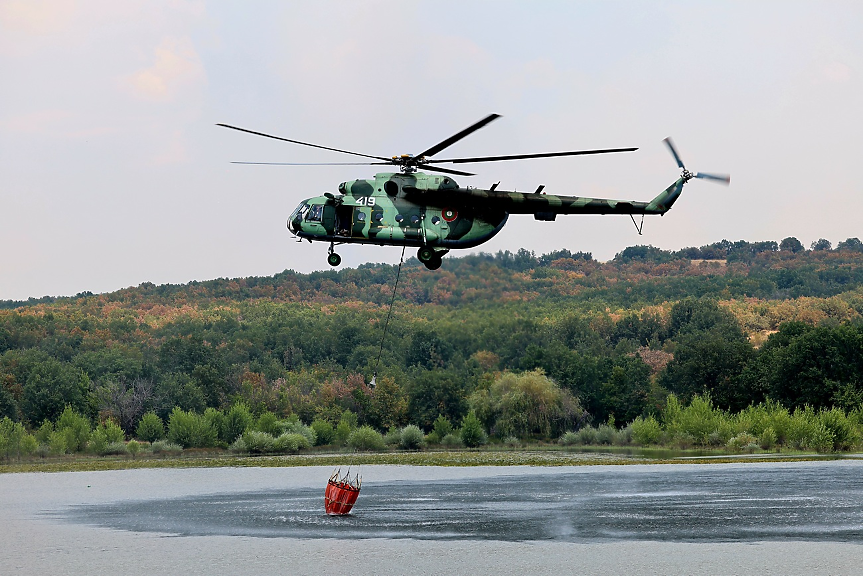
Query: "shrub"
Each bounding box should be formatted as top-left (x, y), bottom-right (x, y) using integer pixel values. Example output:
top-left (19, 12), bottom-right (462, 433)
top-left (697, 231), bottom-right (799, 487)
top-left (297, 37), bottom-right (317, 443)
top-left (272, 432), bottom-right (310, 453)
top-left (255, 411), bottom-right (280, 436)
top-left (727, 433), bottom-right (759, 452)
top-left (441, 433), bottom-right (463, 448)
top-left (150, 440), bottom-right (183, 455)
top-left (759, 427), bottom-right (777, 450)
top-left (101, 420), bottom-right (125, 443)
top-left (310, 419), bottom-right (334, 446)
top-left (334, 421), bottom-right (351, 446)
top-left (228, 437), bottom-right (246, 453)
top-left (575, 426), bottom-right (598, 445)
top-left (204, 408), bottom-right (225, 444)
top-left (503, 436), bottom-right (520, 448)
top-left (665, 394), bottom-right (724, 446)
top-left (383, 427), bottom-right (401, 446)
top-left (672, 432), bottom-right (695, 449)
top-left (281, 420), bottom-right (316, 447)
top-left (558, 431), bottom-right (579, 446)
top-left (460, 411), bottom-right (487, 448)
top-left (631, 416), bottom-right (662, 446)
top-left (167, 408), bottom-right (218, 448)
top-left (20, 433), bottom-right (38, 457)
top-left (222, 403), bottom-right (253, 445)
top-left (614, 425), bottom-right (633, 446)
top-left (48, 430), bottom-right (67, 455)
top-left (788, 406), bottom-right (818, 450)
top-left (809, 422), bottom-right (835, 453)
top-left (347, 426), bottom-right (385, 451)
top-left (103, 441), bottom-right (129, 456)
top-left (56, 406), bottom-right (91, 453)
top-left (399, 425), bottom-right (425, 450)
top-left (127, 440), bottom-right (141, 458)
top-left (433, 414), bottom-right (454, 440)
top-left (241, 430), bottom-right (274, 454)
top-left (34, 420), bottom-right (53, 444)
top-left (136, 412), bottom-right (165, 443)
top-left (88, 428), bottom-right (108, 455)
top-left (0, 417), bottom-right (28, 460)
top-left (819, 408), bottom-right (855, 451)
top-left (596, 425), bottom-right (615, 445)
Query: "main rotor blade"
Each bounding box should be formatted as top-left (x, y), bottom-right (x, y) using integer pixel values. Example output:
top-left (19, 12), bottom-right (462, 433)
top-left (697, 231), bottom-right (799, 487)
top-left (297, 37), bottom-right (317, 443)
top-left (430, 147), bottom-right (638, 164)
top-left (418, 164), bottom-right (475, 177)
top-left (216, 123), bottom-right (391, 162)
top-left (695, 172), bottom-right (731, 185)
top-left (230, 161), bottom-right (380, 166)
top-left (663, 137), bottom-right (686, 169)
top-left (417, 114), bottom-right (501, 159)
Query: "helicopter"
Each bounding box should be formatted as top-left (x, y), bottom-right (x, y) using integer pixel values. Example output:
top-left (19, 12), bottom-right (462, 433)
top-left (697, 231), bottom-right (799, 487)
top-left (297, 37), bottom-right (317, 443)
top-left (217, 114), bottom-right (729, 270)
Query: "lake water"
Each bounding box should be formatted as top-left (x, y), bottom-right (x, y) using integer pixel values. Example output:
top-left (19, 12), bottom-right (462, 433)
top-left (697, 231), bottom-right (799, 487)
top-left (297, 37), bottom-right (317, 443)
top-left (3, 461), bottom-right (863, 575)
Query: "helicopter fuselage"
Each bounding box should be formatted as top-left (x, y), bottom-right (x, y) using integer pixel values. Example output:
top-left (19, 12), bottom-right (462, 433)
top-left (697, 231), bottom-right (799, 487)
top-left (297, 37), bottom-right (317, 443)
top-left (288, 171), bottom-right (686, 268)
top-left (289, 172), bottom-right (510, 252)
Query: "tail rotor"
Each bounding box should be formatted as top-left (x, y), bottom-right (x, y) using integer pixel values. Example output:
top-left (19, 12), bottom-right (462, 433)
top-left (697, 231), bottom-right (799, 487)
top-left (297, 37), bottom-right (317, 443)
top-left (662, 137), bottom-right (730, 185)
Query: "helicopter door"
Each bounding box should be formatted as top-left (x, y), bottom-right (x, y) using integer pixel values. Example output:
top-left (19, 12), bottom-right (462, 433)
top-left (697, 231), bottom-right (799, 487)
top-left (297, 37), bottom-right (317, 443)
top-left (336, 205), bottom-right (352, 237)
top-left (352, 207), bottom-right (368, 238)
top-left (322, 205), bottom-right (335, 233)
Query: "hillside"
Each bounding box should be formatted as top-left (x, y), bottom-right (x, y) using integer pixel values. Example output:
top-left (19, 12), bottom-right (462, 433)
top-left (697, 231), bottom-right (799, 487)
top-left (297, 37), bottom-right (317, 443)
top-left (2, 237), bottom-right (863, 445)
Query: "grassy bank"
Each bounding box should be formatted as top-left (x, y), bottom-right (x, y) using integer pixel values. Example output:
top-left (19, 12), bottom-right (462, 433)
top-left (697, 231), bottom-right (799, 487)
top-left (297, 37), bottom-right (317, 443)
top-left (1, 446), bottom-right (850, 474)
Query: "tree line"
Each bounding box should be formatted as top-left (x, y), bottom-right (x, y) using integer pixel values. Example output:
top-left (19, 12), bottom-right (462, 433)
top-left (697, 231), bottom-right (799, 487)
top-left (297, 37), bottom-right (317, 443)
top-left (1, 240), bottom-right (862, 457)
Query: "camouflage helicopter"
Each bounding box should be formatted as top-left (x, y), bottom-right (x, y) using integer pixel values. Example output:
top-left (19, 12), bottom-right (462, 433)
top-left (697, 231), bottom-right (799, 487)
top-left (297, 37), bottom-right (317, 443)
top-left (218, 115), bottom-right (729, 270)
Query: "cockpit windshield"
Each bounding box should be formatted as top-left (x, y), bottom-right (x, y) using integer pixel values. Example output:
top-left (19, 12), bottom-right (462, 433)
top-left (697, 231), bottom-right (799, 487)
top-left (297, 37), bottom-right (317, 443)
top-left (290, 203), bottom-right (309, 221)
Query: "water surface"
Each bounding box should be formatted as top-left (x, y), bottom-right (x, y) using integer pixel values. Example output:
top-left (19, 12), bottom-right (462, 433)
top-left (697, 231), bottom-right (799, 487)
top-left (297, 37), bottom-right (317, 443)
top-left (61, 461), bottom-right (863, 542)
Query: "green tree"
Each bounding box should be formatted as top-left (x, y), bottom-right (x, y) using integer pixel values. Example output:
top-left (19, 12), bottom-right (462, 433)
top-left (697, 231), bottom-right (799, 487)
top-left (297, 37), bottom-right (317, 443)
top-left (136, 411), bottom-right (165, 442)
top-left (459, 410), bottom-right (487, 447)
top-left (22, 360), bottom-right (89, 424)
top-left (167, 407), bottom-right (217, 448)
top-left (779, 236), bottom-right (805, 253)
top-left (221, 403), bottom-right (253, 444)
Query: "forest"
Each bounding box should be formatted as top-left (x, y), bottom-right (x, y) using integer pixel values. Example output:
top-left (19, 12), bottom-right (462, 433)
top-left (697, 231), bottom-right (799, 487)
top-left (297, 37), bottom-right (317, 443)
top-left (2, 235), bottom-right (863, 459)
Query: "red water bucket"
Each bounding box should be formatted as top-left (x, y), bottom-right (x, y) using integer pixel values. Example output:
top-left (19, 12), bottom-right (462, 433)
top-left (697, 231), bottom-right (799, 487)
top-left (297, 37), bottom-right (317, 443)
top-left (324, 470), bottom-right (361, 515)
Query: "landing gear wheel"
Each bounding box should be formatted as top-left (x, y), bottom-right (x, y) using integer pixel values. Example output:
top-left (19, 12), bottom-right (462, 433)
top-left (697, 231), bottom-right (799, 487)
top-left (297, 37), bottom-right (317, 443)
top-left (327, 253), bottom-right (341, 267)
top-left (424, 255), bottom-right (442, 270)
top-left (417, 247), bottom-right (435, 263)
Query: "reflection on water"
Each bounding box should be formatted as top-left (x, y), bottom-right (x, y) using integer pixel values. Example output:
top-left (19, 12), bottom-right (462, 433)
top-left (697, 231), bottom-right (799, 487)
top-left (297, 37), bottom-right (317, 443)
top-left (62, 463), bottom-right (863, 543)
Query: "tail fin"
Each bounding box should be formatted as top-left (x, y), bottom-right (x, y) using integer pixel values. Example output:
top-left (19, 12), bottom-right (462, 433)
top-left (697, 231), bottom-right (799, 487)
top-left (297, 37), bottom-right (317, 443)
top-left (645, 179), bottom-right (686, 214)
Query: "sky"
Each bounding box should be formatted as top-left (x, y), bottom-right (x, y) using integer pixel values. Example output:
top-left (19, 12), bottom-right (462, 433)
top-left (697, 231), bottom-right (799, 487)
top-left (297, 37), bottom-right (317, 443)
top-left (1, 0), bottom-right (861, 301)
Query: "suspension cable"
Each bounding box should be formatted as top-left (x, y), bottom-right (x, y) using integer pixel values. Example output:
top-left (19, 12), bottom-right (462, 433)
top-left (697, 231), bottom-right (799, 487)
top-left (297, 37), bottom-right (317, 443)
top-left (370, 246), bottom-right (406, 387)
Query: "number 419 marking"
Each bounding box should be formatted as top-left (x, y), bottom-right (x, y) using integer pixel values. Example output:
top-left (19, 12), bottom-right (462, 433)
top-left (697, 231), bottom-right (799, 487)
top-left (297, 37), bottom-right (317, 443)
top-left (356, 197), bottom-right (376, 206)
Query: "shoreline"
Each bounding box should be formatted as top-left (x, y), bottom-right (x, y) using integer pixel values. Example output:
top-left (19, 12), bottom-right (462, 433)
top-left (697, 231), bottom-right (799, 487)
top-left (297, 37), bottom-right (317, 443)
top-left (1, 448), bottom-right (854, 474)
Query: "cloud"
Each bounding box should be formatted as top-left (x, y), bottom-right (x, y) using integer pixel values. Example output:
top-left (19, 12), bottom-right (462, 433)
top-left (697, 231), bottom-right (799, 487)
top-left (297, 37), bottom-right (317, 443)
top-left (0, 0), bottom-right (77, 35)
top-left (151, 129), bottom-right (189, 165)
top-left (120, 36), bottom-right (205, 102)
top-left (823, 62), bottom-right (851, 83)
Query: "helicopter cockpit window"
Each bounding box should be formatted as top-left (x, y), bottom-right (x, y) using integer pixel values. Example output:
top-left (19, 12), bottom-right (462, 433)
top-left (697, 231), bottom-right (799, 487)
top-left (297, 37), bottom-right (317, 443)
top-left (306, 204), bottom-right (323, 222)
top-left (290, 203), bottom-right (309, 221)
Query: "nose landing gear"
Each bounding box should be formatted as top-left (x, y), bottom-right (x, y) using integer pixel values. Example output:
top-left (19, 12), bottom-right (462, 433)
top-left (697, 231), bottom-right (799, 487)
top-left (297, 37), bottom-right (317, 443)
top-left (417, 247), bottom-right (447, 270)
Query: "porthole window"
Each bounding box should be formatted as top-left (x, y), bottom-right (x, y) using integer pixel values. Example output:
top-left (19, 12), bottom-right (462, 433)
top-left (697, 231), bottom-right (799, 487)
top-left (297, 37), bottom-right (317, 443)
top-left (410, 215), bottom-right (420, 225)
top-left (356, 211), bottom-right (366, 222)
top-left (395, 214), bottom-right (404, 223)
top-left (431, 216), bottom-right (441, 225)
top-left (372, 212), bottom-right (383, 223)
